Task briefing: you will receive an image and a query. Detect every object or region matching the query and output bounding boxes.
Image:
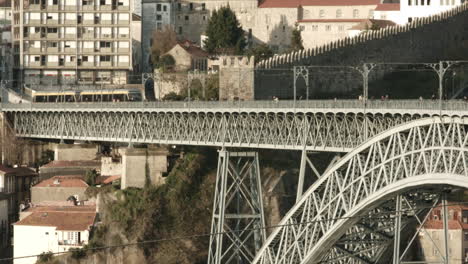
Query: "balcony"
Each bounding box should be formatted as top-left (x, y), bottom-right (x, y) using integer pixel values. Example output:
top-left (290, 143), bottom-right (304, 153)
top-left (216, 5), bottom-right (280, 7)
top-left (118, 61), bottom-right (128, 67)
top-left (28, 19), bottom-right (41, 25)
top-left (100, 5), bottom-right (112, 11)
top-left (47, 61), bottom-right (59, 66)
top-left (83, 20), bottom-right (94, 25)
top-left (65, 34), bottom-right (76, 39)
top-left (46, 33), bottom-right (59, 39)
top-left (27, 47), bottom-right (41, 53)
top-left (100, 34), bottom-right (113, 39)
top-left (82, 5), bottom-right (95, 11)
top-left (29, 61), bottom-right (41, 67)
top-left (64, 20), bottom-right (77, 25)
top-left (81, 61), bottom-right (94, 67)
top-left (58, 241), bottom-right (84, 246)
top-left (65, 61), bottom-right (76, 67)
top-left (28, 33), bottom-right (41, 39)
top-left (46, 19), bottom-right (59, 25)
top-left (117, 20), bottom-right (129, 25)
top-left (118, 48), bottom-right (129, 53)
top-left (47, 5), bottom-right (59, 10)
top-left (99, 61), bottom-right (111, 67)
top-left (64, 48), bottom-right (76, 52)
top-left (117, 5), bottom-right (129, 11)
top-left (82, 47), bottom-right (94, 52)
top-left (27, 4), bottom-right (41, 10)
top-left (100, 47), bottom-right (112, 53)
top-left (81, 33), bottom-right (95, 39)
top-left (47, 47), bottom-right (59, 52)
top-left (101, 19), bottom-right (112, 25)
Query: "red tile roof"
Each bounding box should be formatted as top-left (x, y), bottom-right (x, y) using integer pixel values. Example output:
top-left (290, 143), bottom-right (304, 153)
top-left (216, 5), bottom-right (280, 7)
top-left (41, 160), bottom-right (101, 168)
top-left (421, 204), bottom-right (468, 230)
top-left (97, 175), bottom-right (121, 185)
top-left (34, 176), bottom-right (88, 188)
top-left (298, 19), bottom-right (365, 23)
top-left (259, 0), bottom-right (380, 8)
top-left (174, 40), bottom-right (209, 58)
top-left (15, 211), bottom-right (96, 231)
top-left (375, 3), bottom-right (400, 11)
top-left (25, 205), bottom-right (96, 213)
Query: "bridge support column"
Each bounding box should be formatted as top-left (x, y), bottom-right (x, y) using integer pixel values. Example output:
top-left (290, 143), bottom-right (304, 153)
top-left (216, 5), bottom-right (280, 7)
top-left (207, 149), bottom-right (266, 264)
top-left (121, 146), bottom-right (168, 189)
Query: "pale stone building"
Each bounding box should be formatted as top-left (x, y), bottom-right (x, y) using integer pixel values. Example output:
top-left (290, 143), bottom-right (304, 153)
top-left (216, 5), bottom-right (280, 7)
top-left (13, 205), bottom-right (96, 264)
top-left (31, 175), bottom-right (88, 204)
top-left (417, 204), bottom-right (468, 263)
top-left (12, 0), bottom-right (133, 87)
top-left (164, 40), bottom-right (208, 71)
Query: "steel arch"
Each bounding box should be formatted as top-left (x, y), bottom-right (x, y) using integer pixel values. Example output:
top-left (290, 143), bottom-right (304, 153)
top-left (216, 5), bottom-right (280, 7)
top-left (253, 116), bottom-right (468, 264)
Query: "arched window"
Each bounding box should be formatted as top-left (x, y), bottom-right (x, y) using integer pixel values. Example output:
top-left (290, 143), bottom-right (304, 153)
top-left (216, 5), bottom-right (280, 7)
top-left (408, 0), bottom-right (412, 5)
top-left (336, 9), bottom-right (342, 18)
top-left (353, 9), bottom-right (359, 18)
top-left (319, 9), bottom-right (325, 18)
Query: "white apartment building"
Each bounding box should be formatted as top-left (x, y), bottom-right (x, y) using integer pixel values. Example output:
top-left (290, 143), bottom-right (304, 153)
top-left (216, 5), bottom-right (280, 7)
top-left (11, 0), bottom-right (133, 87)
top-left (13, 205), bottom-right (96, 264)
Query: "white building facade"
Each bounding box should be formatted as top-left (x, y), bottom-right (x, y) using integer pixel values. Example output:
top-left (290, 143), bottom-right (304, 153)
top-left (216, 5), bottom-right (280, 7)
top-left (13, 207), bottom-right (96, 264)
top-left (12, 0), bottom-right (133, 87)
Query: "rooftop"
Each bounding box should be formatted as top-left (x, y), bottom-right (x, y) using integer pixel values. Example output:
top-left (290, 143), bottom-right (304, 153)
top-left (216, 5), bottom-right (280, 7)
top-left (172, 40), bottom-right (209, 58)
top-left (41, 160), bottom-right (101, 169)
top-left (0, 165), bottom-right (37, 177)
top-left (97, 175), bottom-right (121, 185)
top-left (375, 3), bottom-right (400, 11)
top-left (15, 206), bottom-right (96, 231)
top-left (259, 0), bottom-right (380, 8)
top-left (33, 175), bottom-right (88, 188)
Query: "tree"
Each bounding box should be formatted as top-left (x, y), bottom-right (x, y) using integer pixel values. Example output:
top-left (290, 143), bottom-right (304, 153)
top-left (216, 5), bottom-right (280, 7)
top-left (151, 26), bottom-right (177, 68)
top-left (290, 23), bottom-right (304, 51)
top-left (204, 6), bottom-right (246, 54)
top-left (85, 169), bottom-right (99, 186)
top-left (246, 44), bottom-right (274, 63)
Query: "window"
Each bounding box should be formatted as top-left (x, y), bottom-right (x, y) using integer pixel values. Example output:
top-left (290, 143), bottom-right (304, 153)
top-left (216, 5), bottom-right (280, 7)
top-left (336, 9), bottom-right (342, 18)
top-left (325, 25), bottom-right (331, 31)
top-left (299, 25), bottom-right (305, 31)
top-left (312, 25), bottom-right (318, 31)
top-left (34, 56), bottom-right (40, 61)
top-left (465, 232), bottom-right (468, 241)
top-left (203, 15), bottom-right (206, 21)
top-left (82, 56), bottom-right (88, 62)
top-left (177, 3), bottom-right (181, 10)
top-left (319, 10), bottom-right (325, 18)
top-left (157, 22), bottom-right (162, 29)
top-left (189, 3), bottom-right (193, 10)
top-left (185, 15), bottom-right (189, 21)
top-left (47, 27), bottom-right (58, 33)
top-left (353, 9), bottom-right (359, 18)
top-left (282, 25), bottom-right (285, 32)
top-left (156, 4), bottom-right (161, 11)
top-left (100, 55), bottom-right (111, 61)
top-left (99, 41), bottom-right (111, 48)
top-left (338, 25), bottom-right (344, 31)
top-left (163, 5), bottom-right (167, 11)
top-left (440, 0), bottom-right (443, 5)
top-left (202, 3), bottom-right (205, 10)
top-left (156, 14), bottom-right (161, 21)
top-left (178, 27), bottom-right (182, 34)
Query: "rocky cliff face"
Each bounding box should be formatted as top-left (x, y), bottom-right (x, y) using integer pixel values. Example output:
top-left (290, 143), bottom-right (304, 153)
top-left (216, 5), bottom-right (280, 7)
top-left (48, 148), bottom-right (327, 264)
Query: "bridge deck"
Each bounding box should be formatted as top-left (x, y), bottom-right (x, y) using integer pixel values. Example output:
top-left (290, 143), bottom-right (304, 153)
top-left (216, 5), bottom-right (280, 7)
top-left (3, 100), bottom-right (468, 152)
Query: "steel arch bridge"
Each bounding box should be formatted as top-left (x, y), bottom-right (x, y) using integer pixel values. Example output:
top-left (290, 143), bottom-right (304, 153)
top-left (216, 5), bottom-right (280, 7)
top-left (3, 100), bottom-right (468, 152)
top-left (252, 116), bottom-right (468, 264)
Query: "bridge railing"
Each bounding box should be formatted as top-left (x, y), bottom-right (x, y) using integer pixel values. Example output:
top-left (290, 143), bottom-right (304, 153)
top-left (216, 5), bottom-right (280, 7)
top-left (2, 100), bottom-right (468, 112)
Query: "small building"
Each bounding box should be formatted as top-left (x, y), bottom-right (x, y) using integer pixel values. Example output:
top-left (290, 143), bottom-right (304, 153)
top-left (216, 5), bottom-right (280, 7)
top-left (373, 3), bottom-right (404, 24)
top-left (39, 160), bottom-right (101, 180)
top-left (31, 176), bottom-right (88, 204)
top-left (0, 166), bottom-right (38, 225)
top-left (13, 205), bottom-right (96, 264)
top-left (417, 203), bottom-right (468, 263)
top-left (164, 40), bottom-right (209, 72)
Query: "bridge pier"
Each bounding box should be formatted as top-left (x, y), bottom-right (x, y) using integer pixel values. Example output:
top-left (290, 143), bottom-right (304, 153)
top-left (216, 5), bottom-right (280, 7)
top-left (121, 146), bottom-right (168, 189)
top-left (208, 149), bottom-right (265, 264)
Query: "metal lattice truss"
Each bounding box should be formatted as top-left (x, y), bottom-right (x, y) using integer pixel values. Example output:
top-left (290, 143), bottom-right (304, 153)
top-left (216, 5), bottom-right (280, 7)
top-left (208, 151), bottom-right (266, 264)
top-left (252, 116), bottom-right (468, 264)
top-left (8, 110), bottom-right (419, 151)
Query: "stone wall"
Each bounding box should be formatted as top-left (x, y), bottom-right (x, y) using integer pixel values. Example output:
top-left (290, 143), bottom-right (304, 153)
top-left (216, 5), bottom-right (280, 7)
top-left (154, 72), bottom-right (187, 99)
top-left (121, 147), bottom-right (168, 189)
top-left (254, 3), bottom-right (468, 99)
top-left (31, 187), bottom-right (87, 204)
top-left (54, 144), bottom-right (98, 161)
top-left (219, 56), bottom-right (255, 100)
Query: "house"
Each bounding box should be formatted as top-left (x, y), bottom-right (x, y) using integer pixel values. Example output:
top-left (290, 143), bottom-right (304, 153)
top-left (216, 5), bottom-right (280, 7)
top-left (164, 40), bottom-right (209, 72)
top-left (417, 203), bottom-right (468, 263)
top-left (13, 205), bottom-right (96, 264)
top-left (31, 176), bottom-right (89, 204)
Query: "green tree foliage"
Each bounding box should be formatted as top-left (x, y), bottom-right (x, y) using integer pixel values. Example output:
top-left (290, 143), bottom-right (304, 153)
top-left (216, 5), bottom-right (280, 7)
top-left (85, 169), bottom-right (99, 186)
top-left (37, 150), bottom-right (54, 167)
top-left (151, 26), bottom-right (177, 69)
top-left (204, 6), bottom-right (246, 54)
top-left (290, 24), bottom-right (304, 51)
top-left (36, 251), bottom-right (54, 263)
top-left (162, 92), bottom-right (184, 101)
top-left (246, 44), bottom-right (274, 63)
top-left (69, 248), bottom-right (86, 259)
top-left (180, 74), bottom-right (220, 100)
